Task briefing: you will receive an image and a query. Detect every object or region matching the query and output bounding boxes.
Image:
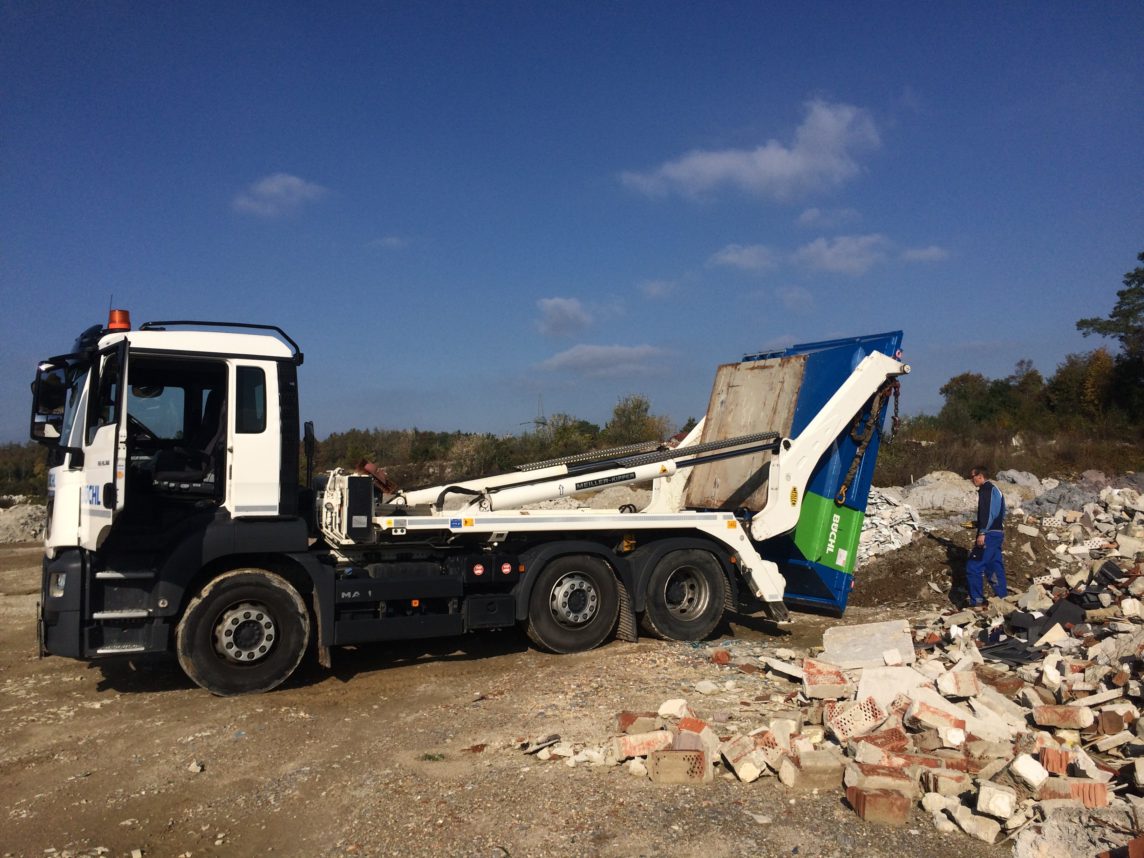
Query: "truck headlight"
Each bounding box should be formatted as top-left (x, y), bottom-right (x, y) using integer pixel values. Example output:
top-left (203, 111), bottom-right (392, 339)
top-left (49, 572), bottom-right (66, 598)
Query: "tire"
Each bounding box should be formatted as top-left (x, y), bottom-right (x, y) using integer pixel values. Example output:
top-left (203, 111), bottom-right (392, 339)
top-left (525, 555), bottom-right (619, 654)
top-left (176, 569), bottom-right (310, 696)
top-left (639, 549), bottom-right (726, 641)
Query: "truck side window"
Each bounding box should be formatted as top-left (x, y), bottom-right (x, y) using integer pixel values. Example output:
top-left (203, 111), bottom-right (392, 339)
top-left (236, 367), bottom-right (266, 434)
top-left (87, 351), bottom-right (121, 445)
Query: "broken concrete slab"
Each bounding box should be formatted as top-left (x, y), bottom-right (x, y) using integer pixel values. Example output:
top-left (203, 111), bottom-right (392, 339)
top-left (821, 619), bottom-right (916, 668)
top-left (855, 665), bottom-right (933, 709)
top-left (976, 780), bottom-right (1018, 819)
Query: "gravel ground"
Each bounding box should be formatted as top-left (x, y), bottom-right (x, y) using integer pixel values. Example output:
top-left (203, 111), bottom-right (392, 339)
top-left (0, 539), bottom-right (1010, 858)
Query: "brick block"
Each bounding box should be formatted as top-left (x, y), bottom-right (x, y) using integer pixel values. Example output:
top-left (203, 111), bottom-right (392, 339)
top-left (906, 699), bottom-right (967, 733)
top-left (1038, 746), bottom-right (1073, 775)
top-left (824, 696), bottom-right (888, 741)
top-left (612, 730), bottom-right (674, 760)
top-left (852, 725), bottom-right (911, 754)
top-left (937, 670), bottom-right (982, 698)
top-left (1098, 709), bottom-right (1126, 735)
top-left (802, 658), bottom-right (854, 699)
top-left (617, 711), bottom-right (658, 734)
top-left (777, 751), bottom-right (843, 790)
top-left (1037, 777), bottom-right (1110, 808)
top-left (750, 729), bottom-right (786, 769)
top-left (646, 749), bottom-right (711, 783)
top-left (1033, 704), bottom-right (1095, 729)
top-left (844, 761), bottom-right (920, 798)
top-left (674, 717), bottom-right (720, 759)
top-left (1096, 835), bottom-right (1144, 858)
top-left (921, 768), bottom-right (973, 797)
top-left (720, 734), bottom-right (768, 783)
top-left (846, 786), bottom-right (911, 826)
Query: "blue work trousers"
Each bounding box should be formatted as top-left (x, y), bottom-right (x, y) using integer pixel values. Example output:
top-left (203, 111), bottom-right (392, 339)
top-left (966, 531), bottom-right (1007, 605)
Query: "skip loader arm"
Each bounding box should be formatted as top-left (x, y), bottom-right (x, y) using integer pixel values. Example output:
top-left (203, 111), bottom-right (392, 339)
top-left (749, 350), bottom-right (909, 543)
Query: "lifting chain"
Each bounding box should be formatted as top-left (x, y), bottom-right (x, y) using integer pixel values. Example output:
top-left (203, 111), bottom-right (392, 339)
top-left (835, 378), bottom-right (901, 506)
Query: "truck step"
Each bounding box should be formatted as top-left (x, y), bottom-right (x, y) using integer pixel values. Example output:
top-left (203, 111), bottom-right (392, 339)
top-left (95, 570), bottom-right (156, 581)
top-left (95, 643), bottom-right (148, 655)
top-left (92, 609), bottom-right (151, 620)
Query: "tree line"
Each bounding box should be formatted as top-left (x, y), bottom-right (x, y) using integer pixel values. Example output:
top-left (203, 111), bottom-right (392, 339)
top-left (3, 251), bottom-right (1141, 500)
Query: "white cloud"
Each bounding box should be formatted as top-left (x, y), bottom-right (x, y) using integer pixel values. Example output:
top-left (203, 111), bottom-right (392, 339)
top-left (233, 173), bottom-right (328, 217)
top-left (620, 99), bottom-right (880, 201)
top-left (536, 297), bottom-right (592, 336)
top-left (776, 285), bottom-right (814, 313)
top-left (539, 344), bottom-right (666, 377)
top-left (793, 233), bottom-right (891, 275)
top-left (639, 279), bottom-right (677, 299)
top-left (708, 243), bottom-right (779, 272)
top-left (901, 245), bottom-right (950, 262)
top-left (796, 206), bottom-right (861, 228)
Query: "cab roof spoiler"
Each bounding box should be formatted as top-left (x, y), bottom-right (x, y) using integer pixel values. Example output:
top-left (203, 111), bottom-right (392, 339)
top-left (140, 320), bottom-right (304, 365)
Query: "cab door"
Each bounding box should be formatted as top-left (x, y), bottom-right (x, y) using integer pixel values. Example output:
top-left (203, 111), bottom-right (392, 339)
top-left (225, 361), bottom-right (282, 516)
top-left (78, 340), bottom-right (128, 549)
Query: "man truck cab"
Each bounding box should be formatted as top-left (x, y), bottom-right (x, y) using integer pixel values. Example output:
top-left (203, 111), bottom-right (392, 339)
top-left (31, 312), bottom-right (308, 665)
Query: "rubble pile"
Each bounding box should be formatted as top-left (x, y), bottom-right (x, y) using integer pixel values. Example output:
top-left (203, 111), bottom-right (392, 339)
top-left (522, 557), bottom-right (1144, 854)
top-left (856, 470), bottom-right (1144, 570)
top-left (857, 487), bottom-right (921, 562)
top-left (0, 501), bottom-right (45, 543)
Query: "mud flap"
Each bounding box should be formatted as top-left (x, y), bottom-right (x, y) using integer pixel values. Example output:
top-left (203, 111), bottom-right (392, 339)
top-left (312, 591), bottom-right (331, 669)
top-left (615, 582), bottom-right (638, 643)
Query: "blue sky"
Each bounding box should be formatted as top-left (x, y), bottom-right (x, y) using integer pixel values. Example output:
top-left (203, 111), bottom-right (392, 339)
top-left (3, 2), bottom-right (1142, 443)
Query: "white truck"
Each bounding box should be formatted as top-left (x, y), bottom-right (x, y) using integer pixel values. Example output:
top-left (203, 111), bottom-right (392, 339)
top-left (30, 310), bottom-right (907, 695)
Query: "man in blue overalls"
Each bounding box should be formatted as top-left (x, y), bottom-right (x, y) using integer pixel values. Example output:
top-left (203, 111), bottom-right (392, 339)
top-left (967, 466), bottom-right (1007, 608)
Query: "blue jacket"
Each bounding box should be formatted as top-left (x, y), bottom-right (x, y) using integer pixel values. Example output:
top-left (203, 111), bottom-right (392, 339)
top-left (976, 481), bottom-right (1006, 534)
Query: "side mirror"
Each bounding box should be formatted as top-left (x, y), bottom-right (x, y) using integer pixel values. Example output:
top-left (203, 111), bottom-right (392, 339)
top-left (32, 418), bottom-right (62, 442)
top-left (30, 365), bottom-right (68, 447)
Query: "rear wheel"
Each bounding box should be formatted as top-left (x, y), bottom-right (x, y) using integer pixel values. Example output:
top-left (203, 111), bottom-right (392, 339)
top-left (176, 569), bottom-right (310, 696)
top-left (525, 555), bottom-right (619, 654)
top-left (640, 549), bottom-right (726, 641)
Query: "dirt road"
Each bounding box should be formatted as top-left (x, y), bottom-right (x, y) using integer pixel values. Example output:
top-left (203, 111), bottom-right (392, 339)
top-left (0, 542), bottom-right (1003, 858)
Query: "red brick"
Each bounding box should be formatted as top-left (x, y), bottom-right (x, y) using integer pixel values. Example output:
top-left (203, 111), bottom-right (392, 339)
top-left (1033, 704), bottom-right (1095, 729)
top-left (612, 730), bottom-right (674, 760)
top-left (677, 716), bottom-right (709, 735)
top-left (616, 711), bottom-right (657, 733)
top-left (1096, 835), bottom-right (1144, 858)
top-left (852, 726), bottom-right (910, 753)
top-left (647, 749), bottom-right (709, 784)
top-left (906, 700), bottom-right (967, 732)
top-left (1099, 710), bottom-right (1126, 735)
top-left (1038, 777), bottom-right (1110, 808)
top-left (1039, 746), bottom-right (1073, 775)
top-left (846, 786), bottom-right (911, 826)
top-left (710, 648), bottom-right (731, 665)
top-left (802, 658), bottom-right (853, 699)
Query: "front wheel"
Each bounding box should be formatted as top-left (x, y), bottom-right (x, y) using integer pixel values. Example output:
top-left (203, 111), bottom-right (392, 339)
top-left (176, 569), bottom-right (311, 696)
top-left (640, 549), bottom-right (726, 641)
top-left (525, 555), bottom-right (619, 654)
